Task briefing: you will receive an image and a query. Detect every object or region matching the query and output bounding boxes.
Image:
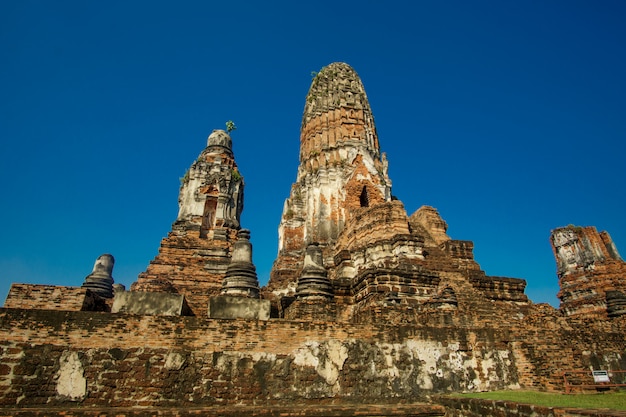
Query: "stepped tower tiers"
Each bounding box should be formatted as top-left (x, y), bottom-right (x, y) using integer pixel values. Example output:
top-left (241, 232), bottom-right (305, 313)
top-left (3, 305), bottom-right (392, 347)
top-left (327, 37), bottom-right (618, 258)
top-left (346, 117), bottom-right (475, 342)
top-left (551, 225), bottom-right (626, 318)
top-left (208, 228), bottom-right (270, 320)
top-left (268, 62), bottom-right (392, 296)
top-left (220, 229), bottom-right (261, 298)
top-left (131, 129), bottom-right (244, 315)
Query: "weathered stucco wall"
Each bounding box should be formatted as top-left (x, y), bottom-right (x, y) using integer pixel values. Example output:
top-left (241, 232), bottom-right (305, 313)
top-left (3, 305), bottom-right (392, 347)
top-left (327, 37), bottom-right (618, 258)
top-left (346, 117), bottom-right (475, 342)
top-left (0, 308), bottom-right (517, 407)
top-left (0, 308), bottom-right (624, 409)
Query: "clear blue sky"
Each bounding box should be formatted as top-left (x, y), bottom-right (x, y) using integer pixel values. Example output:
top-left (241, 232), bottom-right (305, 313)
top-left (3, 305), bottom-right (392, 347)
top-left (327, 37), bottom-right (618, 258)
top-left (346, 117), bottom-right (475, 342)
top-left (1, 1), bottom-right (625, 307)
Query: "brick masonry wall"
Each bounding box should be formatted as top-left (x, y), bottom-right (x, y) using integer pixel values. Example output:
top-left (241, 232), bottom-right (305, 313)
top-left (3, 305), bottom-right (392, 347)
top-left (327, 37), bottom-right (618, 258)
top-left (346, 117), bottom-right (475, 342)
top-left (437, 396), bottom-right (626, 417)
top-left (0, 307), bottom-right (624, 409)
top-left (0, 308), bottom-right (518, 407)
top-left (513, 314), bottom-right (626, 391)
top-left (0, 403), bottom-right (447, 417)
top-left (3, 284), bottom-right (108, 312)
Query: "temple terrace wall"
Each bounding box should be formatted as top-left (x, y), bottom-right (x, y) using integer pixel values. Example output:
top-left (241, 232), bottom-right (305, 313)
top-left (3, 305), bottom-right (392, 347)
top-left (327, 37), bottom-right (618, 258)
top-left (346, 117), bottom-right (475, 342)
top-left (437, 396), bottom-right (626, 417)
top-left (0, 307), bottom-right (624, 409)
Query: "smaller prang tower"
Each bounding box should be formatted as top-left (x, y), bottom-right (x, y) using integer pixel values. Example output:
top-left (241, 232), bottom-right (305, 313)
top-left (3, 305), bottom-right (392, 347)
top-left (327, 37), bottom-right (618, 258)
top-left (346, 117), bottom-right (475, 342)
top-left (132, 129), bottom-right (244, 315)
top-left (551, 225), bottom-right (626, 318)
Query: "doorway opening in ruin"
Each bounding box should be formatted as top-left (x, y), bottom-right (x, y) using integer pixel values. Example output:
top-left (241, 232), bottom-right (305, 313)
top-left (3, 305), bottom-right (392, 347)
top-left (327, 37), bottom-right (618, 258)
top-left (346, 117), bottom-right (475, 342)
top-left (359, 186), bottom-right (369, 208)
top-left (200, 197), bottom-right (218, 238)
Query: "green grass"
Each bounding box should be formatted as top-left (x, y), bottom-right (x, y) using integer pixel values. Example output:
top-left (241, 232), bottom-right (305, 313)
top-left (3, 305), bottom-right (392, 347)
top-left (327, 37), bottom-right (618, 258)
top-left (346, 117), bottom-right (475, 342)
top-left (455, 390), bottom-right (626, 411)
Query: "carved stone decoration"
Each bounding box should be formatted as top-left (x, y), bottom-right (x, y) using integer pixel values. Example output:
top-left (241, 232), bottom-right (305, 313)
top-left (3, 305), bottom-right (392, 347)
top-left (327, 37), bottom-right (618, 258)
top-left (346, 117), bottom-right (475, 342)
top-left (221, 229), bottom-right (260, 298)
top-left (82, 254), bottom-right (115, 298)
top-left (438, 287), bottom-right (458, 305)
top-left (384, 292), bottom-right (402, 305)
top-left (55, 351), bottom-right (87, 401)
top-left (295, 243), bottom-right (333, 300)
top-left (551, 228), bottom-right (600, 275)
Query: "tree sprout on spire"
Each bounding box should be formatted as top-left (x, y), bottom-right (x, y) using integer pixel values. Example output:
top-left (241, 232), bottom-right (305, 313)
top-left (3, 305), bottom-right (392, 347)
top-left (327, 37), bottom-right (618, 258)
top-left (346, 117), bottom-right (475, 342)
top-left (226, 120), bottom-right (237, 133)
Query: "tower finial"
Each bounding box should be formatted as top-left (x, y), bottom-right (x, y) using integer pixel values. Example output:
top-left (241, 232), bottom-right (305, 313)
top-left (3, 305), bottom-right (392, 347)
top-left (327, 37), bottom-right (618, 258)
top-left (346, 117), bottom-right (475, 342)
top-left (301, 62), bottom-right (380, 163)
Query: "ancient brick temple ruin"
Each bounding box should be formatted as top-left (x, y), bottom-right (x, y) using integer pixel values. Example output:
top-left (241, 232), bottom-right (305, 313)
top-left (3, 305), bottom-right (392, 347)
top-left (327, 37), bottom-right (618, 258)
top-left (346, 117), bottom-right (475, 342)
top-left (551, 225), bottom-right (626, 318)
top-left (1, 62), bottom-right (625, 416)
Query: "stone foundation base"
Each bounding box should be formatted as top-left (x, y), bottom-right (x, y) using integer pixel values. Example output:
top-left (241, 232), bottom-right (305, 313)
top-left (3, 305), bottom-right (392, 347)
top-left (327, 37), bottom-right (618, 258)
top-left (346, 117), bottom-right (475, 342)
top-left (0, 403), bottom-right (445, 416)
top-left (284, 299), bottom-right (337, 321)
top-left (208, 295), bottom-right (270, 320)
top-left (111, 291), bottom-right (191, 316)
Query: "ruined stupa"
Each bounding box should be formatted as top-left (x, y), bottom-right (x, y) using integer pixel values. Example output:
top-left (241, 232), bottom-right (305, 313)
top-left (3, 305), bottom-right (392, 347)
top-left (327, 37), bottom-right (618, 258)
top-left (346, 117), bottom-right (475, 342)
top-left (131, 129), bottom-right (245, 314)
top-left (551, 225), bottom-right (626, 318)
top-left (208, 228), bottom-right (270, 319)
top-left (81, 254), bottom-right (115, 298)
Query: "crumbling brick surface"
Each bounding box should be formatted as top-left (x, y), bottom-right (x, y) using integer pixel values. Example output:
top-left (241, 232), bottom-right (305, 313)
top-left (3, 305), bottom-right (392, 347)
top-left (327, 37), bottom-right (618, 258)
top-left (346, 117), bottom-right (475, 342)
top-left (132, 229), bottom-right (238, 315)
top-left (0, 403), bottom-right (447, 416)
top-left (3, 284), bottom-right (108, 312)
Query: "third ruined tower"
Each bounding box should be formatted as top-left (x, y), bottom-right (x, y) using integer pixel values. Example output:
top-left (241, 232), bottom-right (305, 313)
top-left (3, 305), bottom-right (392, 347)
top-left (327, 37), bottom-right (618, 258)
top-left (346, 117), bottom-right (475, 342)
top-left (268, 63), bottom-right (392, 296)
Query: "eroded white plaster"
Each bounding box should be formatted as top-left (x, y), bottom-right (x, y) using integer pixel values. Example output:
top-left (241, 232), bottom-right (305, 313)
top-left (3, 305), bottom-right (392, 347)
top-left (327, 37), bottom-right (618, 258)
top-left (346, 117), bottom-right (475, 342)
top-left (56, 351), bottom-right (87, 401)
top-left (293, 340), bottom-right (348, 389)
top-left (164, 352), bottom-right (185, 370)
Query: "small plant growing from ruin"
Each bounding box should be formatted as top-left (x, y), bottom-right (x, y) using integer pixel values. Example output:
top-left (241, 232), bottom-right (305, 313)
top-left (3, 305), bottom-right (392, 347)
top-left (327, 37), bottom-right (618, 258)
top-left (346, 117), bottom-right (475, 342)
top-left (231, 169), bottom-right (242, 182)
top-left (292, 189), bottom-right (302, 204)
top-left (226, 120), bottom-right (237, 133)
top-left (179, 169), bottom-right (190, 185)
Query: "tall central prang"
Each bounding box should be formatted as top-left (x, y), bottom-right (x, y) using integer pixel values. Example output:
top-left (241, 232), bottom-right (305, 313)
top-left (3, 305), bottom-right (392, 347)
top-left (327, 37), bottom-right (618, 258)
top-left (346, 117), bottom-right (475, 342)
top-left (268, 63), bottom-right (392, 296)
top-left (266, 62), bottom-right (531, 321)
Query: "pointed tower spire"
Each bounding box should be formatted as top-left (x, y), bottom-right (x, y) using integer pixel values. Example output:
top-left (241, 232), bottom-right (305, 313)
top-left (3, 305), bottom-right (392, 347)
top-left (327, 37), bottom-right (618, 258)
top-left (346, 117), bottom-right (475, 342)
top-left (132, 129), bottom-right (245, 315)
top-left (267, 63), bottom-right (392, 298)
